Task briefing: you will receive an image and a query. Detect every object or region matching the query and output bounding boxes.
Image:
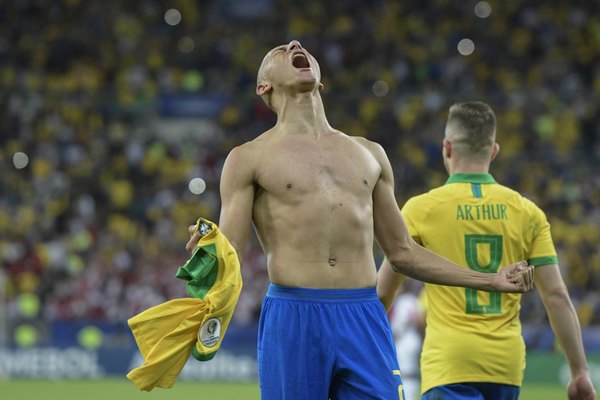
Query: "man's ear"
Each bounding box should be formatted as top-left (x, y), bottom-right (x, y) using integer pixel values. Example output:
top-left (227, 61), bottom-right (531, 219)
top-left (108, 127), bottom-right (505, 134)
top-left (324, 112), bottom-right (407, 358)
top-left (256, 82), bottom-right (273, 96)
top-left (490, 142), bottom-right (500, 161)
top-left (318, 82), bottom-right (324, 92)
top-left (442, 138), bottom-right (452, 158)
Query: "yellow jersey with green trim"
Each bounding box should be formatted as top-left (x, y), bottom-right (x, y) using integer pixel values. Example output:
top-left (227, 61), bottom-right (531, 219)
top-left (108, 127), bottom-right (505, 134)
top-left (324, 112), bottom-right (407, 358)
top-left (401, 173), bottom-right (557, 393)
top-left (127, 218), bottom-right (242, 391)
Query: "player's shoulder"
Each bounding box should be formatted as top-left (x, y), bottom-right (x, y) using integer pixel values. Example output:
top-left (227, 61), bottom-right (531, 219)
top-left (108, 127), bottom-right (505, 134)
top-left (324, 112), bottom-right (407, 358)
top-left (410, 182), bottom-right (451, 202)
top-left (349, 134), bottom-right (383, 150)
top-left (494, 183), bottom-right (536, 204)
top-left (347, 135), bottom-right (388, 163)
top-left (230, 128), bottom-right (276, 155)
top-left (494, 183), bottom-right (546, 215)
top-left (227, 141), bottom-right (254, 160)
top-left (224, 134), bottom-right (271, 168)
top-left (402, 184), bottom-right (456, 219)
top-left (403, 190), bottom-right (439, 212)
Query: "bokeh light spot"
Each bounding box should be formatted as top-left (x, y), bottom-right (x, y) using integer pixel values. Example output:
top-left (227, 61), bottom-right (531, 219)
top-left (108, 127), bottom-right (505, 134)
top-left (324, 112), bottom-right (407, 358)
top-left (13, 152), bottom-right (29, 169)
top-left (474, 1), bottom-right (492, 18)
top-left (189, 178), bottom-right (206, 194)
top-left (457, 38), bottom-right (475, 56)
top-left (14, 324), bottom-right (38, 347)
top-left (372, 80), bottom-right (389, 97)
top-left (18, 293), bottom-right (40, 318)
top-left (78, 326), bottom-right (104, 350)
top-left (164, 9), bottom-right (182, 26)
top-left (178, 36), bottom-right (195, 54)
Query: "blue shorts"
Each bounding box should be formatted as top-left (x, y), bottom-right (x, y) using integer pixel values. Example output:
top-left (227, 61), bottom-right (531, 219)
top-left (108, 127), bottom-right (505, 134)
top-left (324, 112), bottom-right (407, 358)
top-left (422, 382), bottom-right (520, 400)
top-left (258, 284), bottom-right (404, 400)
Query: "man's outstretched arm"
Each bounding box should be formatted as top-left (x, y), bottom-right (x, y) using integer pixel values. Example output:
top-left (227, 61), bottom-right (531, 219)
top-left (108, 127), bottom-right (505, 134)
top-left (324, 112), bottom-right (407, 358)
top-left (377, 258), bottom-right (406, 311)
top-left (535, 264), bottom-right (596, 400)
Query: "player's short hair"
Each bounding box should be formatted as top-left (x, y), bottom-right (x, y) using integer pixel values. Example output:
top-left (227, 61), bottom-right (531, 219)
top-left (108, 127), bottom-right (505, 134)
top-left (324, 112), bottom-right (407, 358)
top-left (446, 101), bottom-right (496, 160)
top-left (256, 45), bottom-right (285, 111)
top-left (256, 53), bottom-right (271, 86)
top-left (257, 45), bottom-right (286, 85)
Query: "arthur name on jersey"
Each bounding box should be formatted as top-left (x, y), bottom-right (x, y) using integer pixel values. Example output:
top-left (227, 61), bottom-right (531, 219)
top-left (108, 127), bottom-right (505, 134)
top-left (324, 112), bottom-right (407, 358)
top-left (457, 203), bottom-right (507, 221)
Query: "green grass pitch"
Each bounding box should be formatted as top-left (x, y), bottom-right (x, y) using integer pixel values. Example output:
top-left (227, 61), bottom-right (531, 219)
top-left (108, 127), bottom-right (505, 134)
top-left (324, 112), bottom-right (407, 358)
top-left (0, 379), bottom-right (258, 400)
top-left (0, 379), bottom-right (575, 400)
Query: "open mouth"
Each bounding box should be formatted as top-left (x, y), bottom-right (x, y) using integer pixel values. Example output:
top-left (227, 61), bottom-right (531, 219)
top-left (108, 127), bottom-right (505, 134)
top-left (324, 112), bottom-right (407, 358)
top-left (292, 52), bottom-right (310, 69)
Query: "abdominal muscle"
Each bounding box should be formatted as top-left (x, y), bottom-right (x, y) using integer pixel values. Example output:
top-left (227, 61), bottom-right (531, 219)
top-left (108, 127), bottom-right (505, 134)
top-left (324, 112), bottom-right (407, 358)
top-left (253, 192), bottom-right (378, 289)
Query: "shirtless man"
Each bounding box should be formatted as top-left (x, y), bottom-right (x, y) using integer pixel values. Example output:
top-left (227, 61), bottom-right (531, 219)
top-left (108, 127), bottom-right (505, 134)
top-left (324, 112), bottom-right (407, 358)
top-left (185, 40), bottom-right (534, 400)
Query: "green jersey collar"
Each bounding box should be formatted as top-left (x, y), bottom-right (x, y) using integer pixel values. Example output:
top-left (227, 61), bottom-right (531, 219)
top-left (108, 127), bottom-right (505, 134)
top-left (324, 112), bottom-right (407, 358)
top-left (445, 173), bottom-right (497, 184)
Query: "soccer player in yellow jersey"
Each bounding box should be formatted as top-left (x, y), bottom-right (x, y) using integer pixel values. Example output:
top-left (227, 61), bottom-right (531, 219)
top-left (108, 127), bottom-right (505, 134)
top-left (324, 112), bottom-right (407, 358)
top-left (377, 101), bottom-right (596, 400)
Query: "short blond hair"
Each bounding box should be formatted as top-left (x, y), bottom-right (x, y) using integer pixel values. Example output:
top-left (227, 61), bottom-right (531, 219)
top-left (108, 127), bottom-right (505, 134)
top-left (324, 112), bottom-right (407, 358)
top-left (256, 45), bottom-right (285, 110)
top-left (446, 101), bottom-right (496, 160)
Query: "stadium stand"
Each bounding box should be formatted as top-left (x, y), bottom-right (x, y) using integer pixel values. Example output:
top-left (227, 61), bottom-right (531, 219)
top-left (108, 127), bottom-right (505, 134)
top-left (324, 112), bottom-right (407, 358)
top-left (0, 0), bottom-right (598, 354)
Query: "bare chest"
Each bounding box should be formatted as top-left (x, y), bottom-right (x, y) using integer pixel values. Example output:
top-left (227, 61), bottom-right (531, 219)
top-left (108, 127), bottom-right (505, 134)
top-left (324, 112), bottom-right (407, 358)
top-left (256, 138), bottom-right (380, 199)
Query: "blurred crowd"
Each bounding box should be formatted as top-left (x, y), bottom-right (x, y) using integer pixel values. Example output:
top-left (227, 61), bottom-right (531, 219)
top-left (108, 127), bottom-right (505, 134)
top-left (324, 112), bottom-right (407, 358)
top-left (1, 0), bottom-right (599, 346)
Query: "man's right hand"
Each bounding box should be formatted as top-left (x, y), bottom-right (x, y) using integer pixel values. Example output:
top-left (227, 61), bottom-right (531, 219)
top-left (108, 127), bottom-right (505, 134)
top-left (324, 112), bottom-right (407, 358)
top-left (568, 372), bottom-right (596, 400)
top-left (185, 223), bottom-right (201, 253)
top-left (496, 261), bottom-right (535, 292)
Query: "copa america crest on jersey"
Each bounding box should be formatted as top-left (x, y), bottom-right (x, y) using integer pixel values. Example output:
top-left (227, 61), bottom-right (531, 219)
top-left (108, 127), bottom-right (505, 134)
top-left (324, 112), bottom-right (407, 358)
top-left (199, 318), bottom-right (221, 347)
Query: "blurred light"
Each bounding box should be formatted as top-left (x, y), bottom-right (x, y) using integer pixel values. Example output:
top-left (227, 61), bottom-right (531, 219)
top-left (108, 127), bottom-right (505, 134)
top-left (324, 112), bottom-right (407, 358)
top-left (189, 178), bottom-right (206, 194)
top-left (13, 151), bottom-right (29, 169)
top-left (372, 80), bottom-right (389, 97)
top-left (67, 253), bottom-right (85, 275)
top-left (457, 38), bottom-right (475, 56)
top-left (78, 326), bottom-right (103, 350)
top-left (474, 1), bottom-right (492, 18)
top-left (164, 8), bottom-right (182, 26)
top-left (14, 324), bottom-right (37, 347)
top-left (178, 36), bottom-right (195, 54)
top-left (18, 293), bottom-right (40, 318)
top-left (71, 229), bottom-right (93, 252)
top-left (182, 70), bottom-right (204, 91)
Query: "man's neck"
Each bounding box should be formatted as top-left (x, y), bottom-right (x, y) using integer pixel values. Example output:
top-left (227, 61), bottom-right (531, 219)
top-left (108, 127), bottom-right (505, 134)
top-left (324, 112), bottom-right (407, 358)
top-left (273, 92), bottom-right (331, 135)
top-left (448, 161), bottom-right (490, 175)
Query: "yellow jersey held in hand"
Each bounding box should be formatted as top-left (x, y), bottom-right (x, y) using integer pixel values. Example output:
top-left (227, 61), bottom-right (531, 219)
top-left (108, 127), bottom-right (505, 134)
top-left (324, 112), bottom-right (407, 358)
top-left (127, 218), bottom-right (243, 391)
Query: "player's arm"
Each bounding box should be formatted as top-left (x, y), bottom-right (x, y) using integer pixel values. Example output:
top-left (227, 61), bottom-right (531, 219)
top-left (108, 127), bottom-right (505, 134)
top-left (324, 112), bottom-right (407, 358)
top-left (377, 258), bottom-right (406, 311)
top-left (217, 145), bottom-right (256, 261)
top-left (370, 142), bottom-right (533, 293)
top-left (378, 198), bottom-right (421, 311)
top-left (535, 264), bottom-right (596, 400)
top-left (186, 145), bottom-right (256, 263)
